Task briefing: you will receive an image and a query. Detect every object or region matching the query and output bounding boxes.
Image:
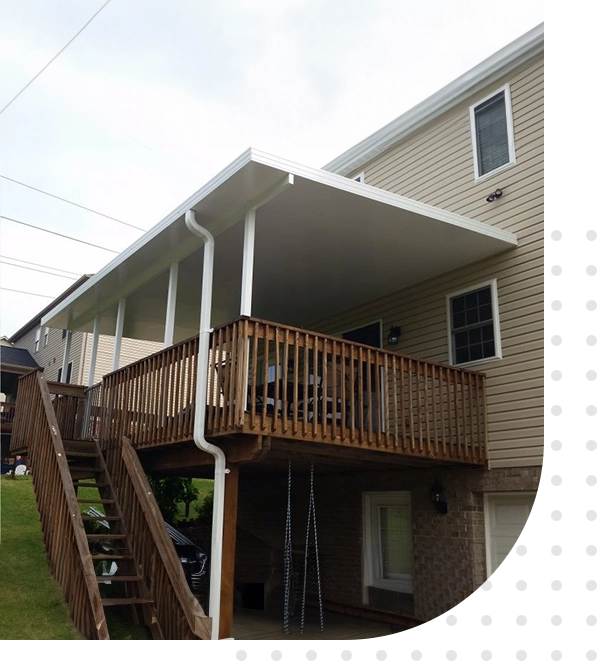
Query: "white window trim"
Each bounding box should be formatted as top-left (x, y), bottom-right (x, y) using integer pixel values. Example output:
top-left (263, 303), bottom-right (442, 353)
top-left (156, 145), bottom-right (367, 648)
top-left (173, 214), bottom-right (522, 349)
top-left (362, 491), bottom-right (413, 598)
top-left (469, 84), bottom-right (516, 183)
top-left (34, 327), bottom-right (41, 352)
top-left (353, 171), bottom-right (365, 184)
top-left (43, 326), bottom-right (49, 347)
top-left (446, 278), bottom-right (502, 367)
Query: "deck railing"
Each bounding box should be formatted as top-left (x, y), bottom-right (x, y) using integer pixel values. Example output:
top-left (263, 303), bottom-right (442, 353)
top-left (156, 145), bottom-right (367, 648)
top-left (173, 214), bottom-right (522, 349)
top-left (103, 436), bottom-right (211, 639)
top-left (11, 370), bottom-right (108, 639)
top-left (0, 401), bottom-right (16, 432)
top-left (100, 317), bottom-right (487, 464)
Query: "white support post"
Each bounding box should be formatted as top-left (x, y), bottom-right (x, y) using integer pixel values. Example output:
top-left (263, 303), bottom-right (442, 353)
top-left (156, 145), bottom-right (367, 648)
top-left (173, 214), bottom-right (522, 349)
top-left (61, 330), bottom-right (72, 383)
top-left (240, 208), bottom-right (256, 317)
top-left (88, 314), bottom-right (101, 387)
top-left (113, 298), bottom-right (126, 371)
top-left (164, 262), bottom-right (179, 347)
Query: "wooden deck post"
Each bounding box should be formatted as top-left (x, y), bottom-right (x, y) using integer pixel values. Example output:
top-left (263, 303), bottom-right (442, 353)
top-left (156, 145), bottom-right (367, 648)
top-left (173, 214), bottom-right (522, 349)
top-left (219, 463), bottom-right (239, 639)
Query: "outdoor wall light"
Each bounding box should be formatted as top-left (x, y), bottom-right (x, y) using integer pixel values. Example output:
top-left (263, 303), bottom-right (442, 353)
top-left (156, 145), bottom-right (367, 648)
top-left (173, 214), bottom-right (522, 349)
top-left (388, 326), bottom-right (402, 345)
top-left (431, 479), bottom-right (448, 515)
top-left (486, 188), bottom-right (503, 203)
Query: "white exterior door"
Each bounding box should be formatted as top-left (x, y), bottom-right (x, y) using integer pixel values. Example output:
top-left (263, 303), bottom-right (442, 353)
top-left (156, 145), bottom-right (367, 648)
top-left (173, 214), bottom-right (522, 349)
top-left (485, 493), bottom-right (536, 576)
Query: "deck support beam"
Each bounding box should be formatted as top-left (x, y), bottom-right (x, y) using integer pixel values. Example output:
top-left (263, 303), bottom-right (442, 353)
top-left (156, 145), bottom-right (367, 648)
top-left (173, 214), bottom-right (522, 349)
top-left (164, 262), bottom-right (179, 347)
top-left (112, 298), bottom-right (126, 371)
top-left (87, 314), bottom-right (101, 387)
top-left (219, 463), bottom-right (239, 639)
top-left (60, 330), bottom-right (72, 383)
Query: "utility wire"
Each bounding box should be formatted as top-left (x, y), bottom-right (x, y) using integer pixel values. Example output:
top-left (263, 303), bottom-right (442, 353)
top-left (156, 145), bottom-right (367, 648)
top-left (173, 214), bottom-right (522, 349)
top-left (0, 255), bottom-right (82, 277)
top-left (0, 175), bottom-right (145, 232)
top-left (0, 260), bottom-right (78, 280)
top-left (0, 287), bottom-right (54, 299)
top-left (0, 0), bottom-right (113, 115)
top-left (0, 215), bottom-right (119, 254)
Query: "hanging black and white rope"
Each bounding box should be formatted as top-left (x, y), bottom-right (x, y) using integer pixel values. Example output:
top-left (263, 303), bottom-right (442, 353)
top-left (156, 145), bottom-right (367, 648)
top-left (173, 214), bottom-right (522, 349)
top-left (283, 460), bottom-right (293, 636)
top-left (300, 462), bottom-right (323, 634)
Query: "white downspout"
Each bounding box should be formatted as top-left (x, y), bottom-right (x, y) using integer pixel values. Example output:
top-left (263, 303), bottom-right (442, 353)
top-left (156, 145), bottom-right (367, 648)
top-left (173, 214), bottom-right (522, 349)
top-left (184, 209), bottom-right (227, 641)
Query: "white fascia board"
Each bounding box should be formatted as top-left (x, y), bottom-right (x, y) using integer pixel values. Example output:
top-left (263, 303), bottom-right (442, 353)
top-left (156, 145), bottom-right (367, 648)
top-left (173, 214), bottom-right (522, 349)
top-left (323, 23), bottom-right (544, 177)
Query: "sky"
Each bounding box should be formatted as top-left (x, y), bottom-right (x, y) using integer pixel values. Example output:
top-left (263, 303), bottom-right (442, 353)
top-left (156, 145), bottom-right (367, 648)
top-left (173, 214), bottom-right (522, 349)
top-left (0, 0), bottom-right (545, 338)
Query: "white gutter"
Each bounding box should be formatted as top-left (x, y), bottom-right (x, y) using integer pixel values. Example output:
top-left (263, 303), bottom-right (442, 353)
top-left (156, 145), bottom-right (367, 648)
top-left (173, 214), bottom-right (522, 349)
top-left (184, 209), bottom-right (227, 641)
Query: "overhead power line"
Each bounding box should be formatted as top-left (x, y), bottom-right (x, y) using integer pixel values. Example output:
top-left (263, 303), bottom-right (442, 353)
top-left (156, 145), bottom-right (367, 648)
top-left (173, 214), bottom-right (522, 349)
top-left (0, 254), bottom-right (82, 277)
top-left (0, 287), bottom-right (55, 299)
top-left (0, 175), bottom-right (145, 232)
top-left (0, 215), bottom-right (119, 253)
top-left (0, 0), bottom-right (113, 115)
top-left (0, 259), bottom-right (78, 280)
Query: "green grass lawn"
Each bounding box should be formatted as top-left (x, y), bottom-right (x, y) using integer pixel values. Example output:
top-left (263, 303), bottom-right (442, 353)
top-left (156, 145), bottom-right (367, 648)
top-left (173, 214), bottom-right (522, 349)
top-left (0, 476), bottom-right (82, 639)
top-left (0, 475), bottom-right (149, 640)
top-left (176, 478), bottom-right (214, 521)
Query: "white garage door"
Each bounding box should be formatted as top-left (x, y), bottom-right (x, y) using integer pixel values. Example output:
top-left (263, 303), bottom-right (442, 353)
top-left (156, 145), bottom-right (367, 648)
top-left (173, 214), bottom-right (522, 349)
top-left (485, 493), bottom-right (536, 576)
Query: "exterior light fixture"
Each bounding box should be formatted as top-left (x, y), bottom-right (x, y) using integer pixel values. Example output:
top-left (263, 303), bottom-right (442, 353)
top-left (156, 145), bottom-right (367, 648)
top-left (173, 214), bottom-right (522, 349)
top-left (431, 479), bottom-right (448, 515)
top-left (388, 326), bottom-right (402, 345)
top-left (486, 188), bottom-right (503, 203)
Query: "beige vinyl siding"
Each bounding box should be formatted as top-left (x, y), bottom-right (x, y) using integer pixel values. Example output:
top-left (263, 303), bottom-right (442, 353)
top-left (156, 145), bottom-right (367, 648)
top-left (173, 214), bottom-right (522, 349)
top-left (323, 56), bottom-right (543, 469)
top-left (13, 326), bottom-right (85, 384)
top-left (81, 334), bottom-right (163, 386)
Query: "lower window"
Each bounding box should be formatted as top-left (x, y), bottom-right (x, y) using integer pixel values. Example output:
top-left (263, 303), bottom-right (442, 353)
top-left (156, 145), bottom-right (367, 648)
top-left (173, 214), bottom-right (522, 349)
top-left (363, 491), bottom-right (413, 594)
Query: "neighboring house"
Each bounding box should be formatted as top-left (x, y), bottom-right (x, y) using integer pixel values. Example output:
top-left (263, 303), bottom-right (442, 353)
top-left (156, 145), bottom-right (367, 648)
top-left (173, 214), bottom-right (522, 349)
top-left (12, 24), bottom-right (543, 640)
top-left (10, 276), bottom-right (163, 386)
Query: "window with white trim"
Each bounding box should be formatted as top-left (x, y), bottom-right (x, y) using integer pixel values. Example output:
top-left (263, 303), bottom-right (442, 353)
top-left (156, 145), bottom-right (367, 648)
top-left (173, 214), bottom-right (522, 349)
top-left (470, 85), bottom-right (515, 180)
top-left (34, 327), bottom-right (41, 352)
top-left (447, 280), bottom-right (502, 366)
top-left (363, 492), bottom-right (413, 593)
top-left (43, 327), bottom-right (49, 347)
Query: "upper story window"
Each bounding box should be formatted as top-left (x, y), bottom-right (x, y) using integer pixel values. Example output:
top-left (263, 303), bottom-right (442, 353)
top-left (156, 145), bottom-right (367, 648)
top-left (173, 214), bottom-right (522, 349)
top-left (34, 327), bottom-right (41, 352)
top-left (470, 85), bottom-right (516, 181)
top-left (353, 171), bottom-right (365, 183)
top-left (62, 329), bottom-right (68, 340)
top-left (43, 327), bottom-right (49, 347)
top-left (447, 279), bottom-right (502, 366)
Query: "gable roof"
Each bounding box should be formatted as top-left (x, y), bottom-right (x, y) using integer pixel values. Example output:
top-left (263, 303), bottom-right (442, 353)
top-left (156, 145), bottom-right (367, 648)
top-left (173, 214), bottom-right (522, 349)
top-left (323, 23), bottom-right (544, 177)
top-left (0, 346), bottom-right (39, 370)
top-left (9, 275), bottom-right (91, 342)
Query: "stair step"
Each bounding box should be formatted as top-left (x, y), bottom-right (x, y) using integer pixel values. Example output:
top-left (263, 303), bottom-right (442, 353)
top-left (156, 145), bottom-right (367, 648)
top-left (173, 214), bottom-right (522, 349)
top-left (102, 598), bottom-right (153, 607)
top-left (78, 498), bottom-right (115, 504)
top-left (66, 451), bottom-right (99, 458)
top-left (91, 553), bottom-right (133, 560)
top-left (96, 575), bottom-right (143, 583)
top-left (82, 515), bottom-right (121, 521)
top-left (72, 467), bottom-right (103, 473)
top-left (73, 481), bottom-right (110, 488)
top-left (63, 440), bottom-right (97, 452)
top-left (86, 534), bottom-right (127, 540)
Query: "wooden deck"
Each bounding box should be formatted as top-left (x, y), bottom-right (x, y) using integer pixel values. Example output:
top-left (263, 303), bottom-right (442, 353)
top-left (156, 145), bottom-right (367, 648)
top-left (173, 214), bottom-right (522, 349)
top-left (99, 317), bottom-right (487, 466)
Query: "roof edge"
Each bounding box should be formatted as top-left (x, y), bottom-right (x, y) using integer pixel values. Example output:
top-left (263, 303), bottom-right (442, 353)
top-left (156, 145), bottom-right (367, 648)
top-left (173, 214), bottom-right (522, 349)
top-left (323, 23), bottom-right (544, 177)
top-left (9, 275), bottom-right (91, 342)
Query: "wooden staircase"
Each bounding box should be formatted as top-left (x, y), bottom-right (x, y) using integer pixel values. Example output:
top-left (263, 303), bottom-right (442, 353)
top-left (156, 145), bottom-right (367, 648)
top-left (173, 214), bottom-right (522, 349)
top-left (10, 370), bottom-right (212, 640)
top-left (65, 439), bottom-right (163, 639)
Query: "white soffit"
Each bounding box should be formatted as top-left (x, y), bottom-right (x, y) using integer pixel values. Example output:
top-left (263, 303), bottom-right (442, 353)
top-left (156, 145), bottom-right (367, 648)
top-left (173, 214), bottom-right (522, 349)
top-left (41, 149), bottom-right (518, 340)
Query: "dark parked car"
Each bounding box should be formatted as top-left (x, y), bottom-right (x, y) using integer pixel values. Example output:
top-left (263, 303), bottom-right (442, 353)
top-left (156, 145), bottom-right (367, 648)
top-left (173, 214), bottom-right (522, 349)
top-left (85, 506), bottom-right (208, 593)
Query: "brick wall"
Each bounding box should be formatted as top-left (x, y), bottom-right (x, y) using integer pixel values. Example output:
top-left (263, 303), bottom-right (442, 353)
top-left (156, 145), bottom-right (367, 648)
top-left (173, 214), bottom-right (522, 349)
top-left (236, 464), bottom-right (541, 622)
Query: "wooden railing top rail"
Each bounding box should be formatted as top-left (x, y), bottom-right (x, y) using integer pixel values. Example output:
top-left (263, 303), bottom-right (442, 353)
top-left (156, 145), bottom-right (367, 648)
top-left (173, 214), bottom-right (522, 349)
top-left (119, 436), bottom-right (211, 639)
top-left (47, 381), bottom-right (87, 398)
top-left (242, 317), bottom-right (486, 377)
top-left (101, 316), bottom-right (486, 384)
top-left (26, 370), bottom-right (108, 638)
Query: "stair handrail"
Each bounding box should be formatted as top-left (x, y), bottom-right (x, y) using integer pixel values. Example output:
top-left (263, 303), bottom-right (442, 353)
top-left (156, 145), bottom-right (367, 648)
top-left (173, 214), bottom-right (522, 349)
top-left (115, 436), bottom-right (212, 639)
top-left (18, 370), bottom-right (109, 639)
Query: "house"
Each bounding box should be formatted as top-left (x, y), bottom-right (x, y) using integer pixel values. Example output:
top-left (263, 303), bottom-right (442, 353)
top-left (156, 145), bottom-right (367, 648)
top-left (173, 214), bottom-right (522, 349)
top-left (8, 276), bottom-right (163, 387)
top-left (10, 23), bottom-right (543, 640)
